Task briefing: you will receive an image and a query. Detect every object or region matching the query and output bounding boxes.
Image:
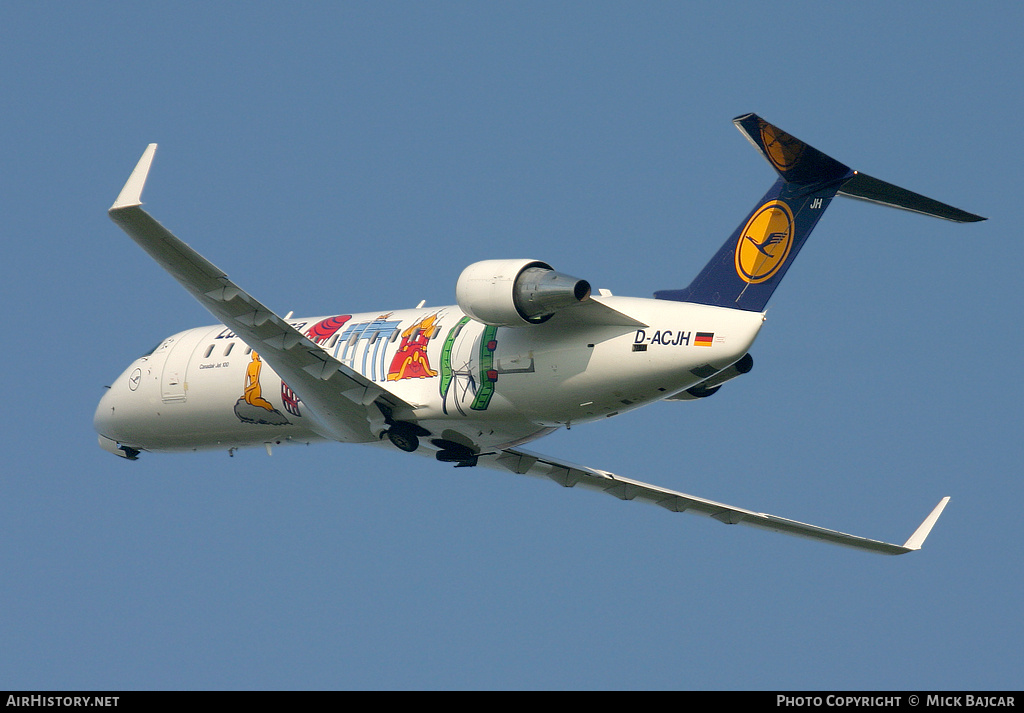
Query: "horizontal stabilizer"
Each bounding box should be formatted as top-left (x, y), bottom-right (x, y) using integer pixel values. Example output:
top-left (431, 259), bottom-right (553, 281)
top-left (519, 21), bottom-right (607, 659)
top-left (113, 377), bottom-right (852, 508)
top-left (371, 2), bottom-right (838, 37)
top-left (838, 172), bottom-right (985, 223)
top-left (733, 113), bottom-right (852, 186)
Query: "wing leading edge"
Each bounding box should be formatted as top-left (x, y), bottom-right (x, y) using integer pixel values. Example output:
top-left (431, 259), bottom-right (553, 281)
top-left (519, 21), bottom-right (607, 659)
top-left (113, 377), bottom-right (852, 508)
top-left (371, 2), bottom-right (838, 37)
top-left (108, 144), bottom-right (413, 443)
top-left (481, 448), bottom-right (950, 555)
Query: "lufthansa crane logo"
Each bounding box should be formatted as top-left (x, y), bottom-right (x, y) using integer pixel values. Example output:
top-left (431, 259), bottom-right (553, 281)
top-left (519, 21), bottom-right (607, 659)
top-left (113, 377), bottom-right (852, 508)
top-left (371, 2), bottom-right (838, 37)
top-left (734, 200), bottom-right (794, 283)
top-left (760, 122), bottom-right (804, 173)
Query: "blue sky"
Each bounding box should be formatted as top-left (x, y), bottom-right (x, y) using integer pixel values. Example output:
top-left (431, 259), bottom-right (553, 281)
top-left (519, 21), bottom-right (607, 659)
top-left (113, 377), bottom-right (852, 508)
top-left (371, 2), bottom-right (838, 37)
top-left (2, 2), bottom-right (1021, 690)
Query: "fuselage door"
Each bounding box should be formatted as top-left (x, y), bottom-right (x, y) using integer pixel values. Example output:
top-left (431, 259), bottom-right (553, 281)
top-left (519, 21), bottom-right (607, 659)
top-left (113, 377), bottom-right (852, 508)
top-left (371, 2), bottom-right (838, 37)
top-left (160, 328), bottom-right (210, 403)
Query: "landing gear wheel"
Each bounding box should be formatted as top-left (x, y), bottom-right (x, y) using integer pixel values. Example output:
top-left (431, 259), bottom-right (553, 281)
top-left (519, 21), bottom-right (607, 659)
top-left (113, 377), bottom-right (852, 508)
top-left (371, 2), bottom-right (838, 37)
top-left (387, 426), bottom-right (419, 453)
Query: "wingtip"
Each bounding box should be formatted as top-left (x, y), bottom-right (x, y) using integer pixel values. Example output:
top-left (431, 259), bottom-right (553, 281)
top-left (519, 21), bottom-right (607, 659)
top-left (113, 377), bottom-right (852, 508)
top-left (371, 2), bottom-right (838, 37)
top-left (110, 143), bottom-right (158, 211)
top-left (901, 496), bottom-right (951, 551)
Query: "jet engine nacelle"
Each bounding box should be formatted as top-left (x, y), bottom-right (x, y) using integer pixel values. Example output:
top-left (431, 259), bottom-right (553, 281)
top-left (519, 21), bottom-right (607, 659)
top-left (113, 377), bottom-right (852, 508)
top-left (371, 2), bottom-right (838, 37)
top-left (455, 259), bottom-right (592, 327)
top-left (666, 353), bottom-right (754, 401)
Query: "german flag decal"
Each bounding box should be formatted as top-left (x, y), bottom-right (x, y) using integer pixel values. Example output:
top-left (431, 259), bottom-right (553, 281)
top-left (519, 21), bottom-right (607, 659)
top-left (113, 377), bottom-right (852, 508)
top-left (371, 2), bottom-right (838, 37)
top-left (695, 332), bottom-right (714, 347)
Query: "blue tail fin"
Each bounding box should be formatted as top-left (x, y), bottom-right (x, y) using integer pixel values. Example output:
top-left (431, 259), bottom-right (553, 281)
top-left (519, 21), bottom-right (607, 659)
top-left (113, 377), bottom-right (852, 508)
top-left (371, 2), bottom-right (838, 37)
top-left (655, 114), bottom-right (985, 312)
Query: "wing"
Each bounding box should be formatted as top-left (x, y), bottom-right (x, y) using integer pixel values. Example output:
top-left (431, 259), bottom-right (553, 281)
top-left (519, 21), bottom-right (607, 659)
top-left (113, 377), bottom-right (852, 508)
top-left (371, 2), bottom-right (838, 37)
top-left (479, 447), bottom-right (950, 555)
top-left (108, 144), bottom-right (411, 442)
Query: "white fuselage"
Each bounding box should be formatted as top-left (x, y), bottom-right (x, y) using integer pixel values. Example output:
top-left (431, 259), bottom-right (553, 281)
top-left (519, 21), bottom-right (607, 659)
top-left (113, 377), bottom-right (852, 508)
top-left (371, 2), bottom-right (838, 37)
top-left (95, 296), bottom-right (765, 455)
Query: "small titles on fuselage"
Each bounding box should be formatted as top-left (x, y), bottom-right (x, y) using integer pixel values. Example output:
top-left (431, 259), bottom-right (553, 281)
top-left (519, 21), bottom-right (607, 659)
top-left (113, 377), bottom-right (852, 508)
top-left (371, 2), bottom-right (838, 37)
top-left (214, 322), bottom-right (310, 341)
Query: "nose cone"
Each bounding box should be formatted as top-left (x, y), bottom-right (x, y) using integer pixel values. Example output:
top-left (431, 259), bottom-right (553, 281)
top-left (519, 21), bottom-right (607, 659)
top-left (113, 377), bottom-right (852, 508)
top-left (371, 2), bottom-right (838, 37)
top-left (94, 361), bottom-right (142, 445)
top-left (94, 375), bottom-right (144, 459)
top-left (93, 386), bottom-right (117, 438)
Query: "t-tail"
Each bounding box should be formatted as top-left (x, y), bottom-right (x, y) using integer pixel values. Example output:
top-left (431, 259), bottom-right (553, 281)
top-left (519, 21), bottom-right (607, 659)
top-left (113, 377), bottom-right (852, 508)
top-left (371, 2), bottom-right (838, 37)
top-left (654, 114), bottom-right (985, 311)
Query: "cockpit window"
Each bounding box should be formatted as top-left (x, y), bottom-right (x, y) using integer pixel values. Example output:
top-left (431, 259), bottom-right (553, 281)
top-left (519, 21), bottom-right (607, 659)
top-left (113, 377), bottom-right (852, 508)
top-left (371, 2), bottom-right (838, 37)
top-left (140, 342), bottom-right (162, 358)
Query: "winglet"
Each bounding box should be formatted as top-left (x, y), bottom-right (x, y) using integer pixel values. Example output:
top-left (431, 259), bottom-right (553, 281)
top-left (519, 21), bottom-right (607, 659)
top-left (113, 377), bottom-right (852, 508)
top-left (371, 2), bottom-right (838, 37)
top-left (110, 143), bottom-right (158, 211)
top-left (902, 496), bottom-right (951, 551)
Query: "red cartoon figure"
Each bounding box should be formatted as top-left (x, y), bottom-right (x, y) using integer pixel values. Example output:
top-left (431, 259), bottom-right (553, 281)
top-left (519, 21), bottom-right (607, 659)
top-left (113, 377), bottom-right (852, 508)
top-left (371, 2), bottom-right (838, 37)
top-left (387, 314), bottom-right (440, 381)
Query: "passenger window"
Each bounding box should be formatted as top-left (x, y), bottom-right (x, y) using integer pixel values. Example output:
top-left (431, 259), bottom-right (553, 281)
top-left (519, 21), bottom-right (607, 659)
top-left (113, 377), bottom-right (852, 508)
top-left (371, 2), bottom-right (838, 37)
top-left (204, 344), bottom-right (215, 358)
top-left (224, 342), bottom-right (234, 356)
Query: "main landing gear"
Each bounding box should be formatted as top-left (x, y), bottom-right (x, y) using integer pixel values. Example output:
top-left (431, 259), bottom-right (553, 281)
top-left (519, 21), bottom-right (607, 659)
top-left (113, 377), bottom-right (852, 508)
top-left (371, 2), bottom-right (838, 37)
top-left (385, 422), bottom-right (425, 452)
top-left (432, 439), bottom-right (478, 468)
top-left (382, 421), bottom-right (479, 468)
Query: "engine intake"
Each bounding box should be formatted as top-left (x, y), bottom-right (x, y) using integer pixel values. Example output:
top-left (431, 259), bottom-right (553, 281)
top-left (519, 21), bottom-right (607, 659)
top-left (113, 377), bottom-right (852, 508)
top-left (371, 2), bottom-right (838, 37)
top-left (456, 259), bottom-right (591, 327)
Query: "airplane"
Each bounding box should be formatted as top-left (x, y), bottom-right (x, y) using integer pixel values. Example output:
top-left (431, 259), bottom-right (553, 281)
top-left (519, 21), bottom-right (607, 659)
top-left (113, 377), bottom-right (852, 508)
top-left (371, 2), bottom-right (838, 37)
top-left (95, 114), bottom-right (984, 555)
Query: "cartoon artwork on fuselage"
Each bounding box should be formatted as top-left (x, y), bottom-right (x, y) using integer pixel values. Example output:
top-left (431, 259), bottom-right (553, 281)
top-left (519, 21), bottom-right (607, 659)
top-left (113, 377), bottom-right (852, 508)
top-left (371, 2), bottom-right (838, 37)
top-left (472, 325), bottom-right (499, 411)
top-left (259, 311), bottom-right (451, 421)
top-left (387, 313), bottom-right (440, 381)
top-left (234, 351), bottom-right (291, 425)
top-left (282, 315), bottom-right (353, 418)
top-left (333, 313), bottom-right (402, 382)
top-left (439, 317), bottom-right (498, 415)
top-left (307, 315), bottom-right (352, 344)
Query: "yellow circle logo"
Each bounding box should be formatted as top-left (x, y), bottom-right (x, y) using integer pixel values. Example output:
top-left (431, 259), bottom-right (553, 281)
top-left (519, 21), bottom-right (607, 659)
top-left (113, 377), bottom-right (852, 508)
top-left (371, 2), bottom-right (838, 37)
top-left (760, 122), bottom-right (804, 173)
top-left (734, 200), bottom-right (794, 284)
